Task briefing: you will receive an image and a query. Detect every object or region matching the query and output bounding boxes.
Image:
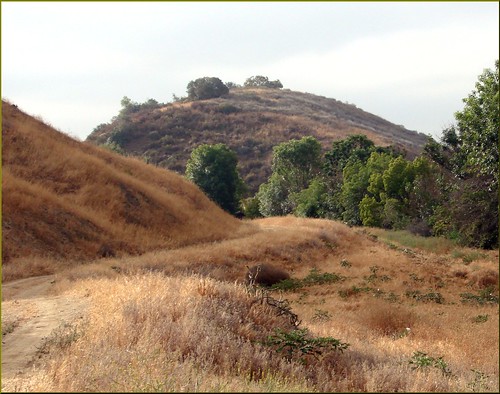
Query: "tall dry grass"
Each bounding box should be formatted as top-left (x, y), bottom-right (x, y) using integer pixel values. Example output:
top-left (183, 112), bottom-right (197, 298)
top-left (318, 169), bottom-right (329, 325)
top-left (2, 100), bottom-right (246, 280)
top-left (17, 216), bottom-right (499, 392)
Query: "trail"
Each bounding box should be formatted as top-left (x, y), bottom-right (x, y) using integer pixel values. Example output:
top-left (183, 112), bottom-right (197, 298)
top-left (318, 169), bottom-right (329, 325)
top-left (1, 275), bottom-right (88, 391)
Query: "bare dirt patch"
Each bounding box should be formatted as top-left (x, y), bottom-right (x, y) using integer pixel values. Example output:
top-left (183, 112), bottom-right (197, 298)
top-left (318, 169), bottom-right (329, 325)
top-left (1, 275), bottom-right (88, 391)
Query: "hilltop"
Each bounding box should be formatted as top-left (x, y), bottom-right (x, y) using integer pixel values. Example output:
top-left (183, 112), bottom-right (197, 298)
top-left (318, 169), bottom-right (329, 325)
top-left (1, 100), bottom-right (249, 280)
top-left (86, 87), bottom-right (429, 193)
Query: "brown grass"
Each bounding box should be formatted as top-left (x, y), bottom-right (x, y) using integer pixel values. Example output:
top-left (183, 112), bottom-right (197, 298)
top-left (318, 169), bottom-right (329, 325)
top-left (14, 216), bottom-right (498, 392)
top-left (2, 100), bottom-right (247, 280)
top-left (2, 100), bottom-right (497, 392)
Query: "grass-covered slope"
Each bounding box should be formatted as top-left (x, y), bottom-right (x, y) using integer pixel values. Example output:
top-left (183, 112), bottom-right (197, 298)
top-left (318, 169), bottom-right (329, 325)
top-left (2, 100), bottom-right (246, 280)
top-left (86, 88), bottom-right (429, 193)
top-left (22, 217), bottom-right (499, 392)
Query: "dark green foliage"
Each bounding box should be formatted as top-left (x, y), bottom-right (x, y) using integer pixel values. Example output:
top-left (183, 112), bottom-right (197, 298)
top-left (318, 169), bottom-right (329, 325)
top-left (270, 268), bottom-right (344, 292)
top-left (186, 77), bottom-right (229, 100)
top-left (460, 286), bottom-right (499, 305)
top-left (185, 143), bottom-right (244, 215)
top-left (292, 179), bottom-right (329, 218)
top-left (449, 177), bottom-right (499, 248)
top-left (455, 60), bottom-right (499, 188)
top-left (256, 173), bottom-right (292, 216)
top-left (423, 61), bottom-right (499, 248)
top-left (341, 160), bottom-right (370, 225)
top-left (405, 290), bottom-right (444, 304)
top-left (324, 134), bottom-right (375, 176)
top-left (257, 136), bottom-right (322, 217)
top-left (265, 328), bottom-right (349, 363)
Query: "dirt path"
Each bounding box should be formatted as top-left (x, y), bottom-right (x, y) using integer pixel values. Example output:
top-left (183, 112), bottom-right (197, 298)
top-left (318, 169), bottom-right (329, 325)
top-left (1, 275), bottom-right (88, 391)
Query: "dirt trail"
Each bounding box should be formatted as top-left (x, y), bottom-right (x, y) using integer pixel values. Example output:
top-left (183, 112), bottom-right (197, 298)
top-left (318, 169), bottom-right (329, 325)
top-left (1, 275), bottom-right (88, 391)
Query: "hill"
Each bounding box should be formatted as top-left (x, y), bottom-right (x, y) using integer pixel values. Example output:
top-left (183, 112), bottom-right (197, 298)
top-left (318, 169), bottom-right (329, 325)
top-left (86, 87), bottom-right (430, 193)
top-left (1, 100), bottom-right (248, 280)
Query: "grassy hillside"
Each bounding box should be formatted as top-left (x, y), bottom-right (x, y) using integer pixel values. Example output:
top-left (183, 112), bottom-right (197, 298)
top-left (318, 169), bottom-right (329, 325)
top-left (17, 217), bottom-right (499, 392)
top-left (86, 88), bottom-right (429, 193)
top-left (2, 100), bottom-right (249, 280)
top-left (2, 99), bottom-right (497, 392)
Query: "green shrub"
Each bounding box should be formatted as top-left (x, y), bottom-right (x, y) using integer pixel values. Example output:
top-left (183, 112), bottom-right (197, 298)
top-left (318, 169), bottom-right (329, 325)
top-left (409, 351), bottom-right (452, 376)
top-left (460, 287), bottom-right (498, 305)
top-left (265, 328), bottom-right (349, 364)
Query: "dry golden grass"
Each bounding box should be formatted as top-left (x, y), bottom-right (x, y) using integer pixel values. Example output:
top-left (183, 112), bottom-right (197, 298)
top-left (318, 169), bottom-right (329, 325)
top-left (2, 100), bottom-right (497, 392)
top-left (19, 216), bottom-right (499, 392)
top-left (2, 100), bottom-right (246, 280)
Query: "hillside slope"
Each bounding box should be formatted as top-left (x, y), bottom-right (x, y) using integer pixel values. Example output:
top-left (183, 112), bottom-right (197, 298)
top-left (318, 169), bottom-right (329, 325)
top-left (86, 87), bottom-right (429, 193)
top-left (2, 101), bottom-right (246, 277)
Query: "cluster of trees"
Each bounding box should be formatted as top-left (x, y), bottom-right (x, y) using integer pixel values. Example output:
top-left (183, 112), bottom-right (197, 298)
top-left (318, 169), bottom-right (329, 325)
top-left (183, 75), bottom-right (283, 101)
top-left (243, 75), bottom-right (283, 89)
top-left (186, 61), bottom-right (498, 249)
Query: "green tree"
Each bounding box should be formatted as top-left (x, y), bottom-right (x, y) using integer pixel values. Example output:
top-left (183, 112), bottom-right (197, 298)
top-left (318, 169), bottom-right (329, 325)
top-left (423, 61), bottom-right (498, 248)
top-left (244, 75), bottom-right (283, 89)
top-left (455, 59), bottom-right (499, 188)
top-left (341, 160), bottom-right (370, 225)
top-left (324, 134), bottom-right (375, 178)
top-left (272, 136), bottom-right (322, 192)
top-left (359, 196), bottom-right (383, 227)
top-left (185, 143), bottom-right (244, 215)
top-left (257, 136), bottom-right (322, 217)
top-left (256, 173), bottom-right (292, 216)
top-left (357, 152), bottom-right (393, 226)
top-left (293, 179), bottom-right (329, 218)
top-left (186, 77), bottom-right (229, 100)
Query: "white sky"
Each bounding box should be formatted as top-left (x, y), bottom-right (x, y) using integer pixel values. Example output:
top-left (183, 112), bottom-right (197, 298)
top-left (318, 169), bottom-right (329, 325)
top-left (2, 1), bottom-right (499, 141)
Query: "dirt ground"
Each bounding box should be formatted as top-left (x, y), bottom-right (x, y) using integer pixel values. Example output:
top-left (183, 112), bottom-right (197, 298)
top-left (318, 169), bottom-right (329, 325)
top-left (1, 275), bottom-right (88, 391)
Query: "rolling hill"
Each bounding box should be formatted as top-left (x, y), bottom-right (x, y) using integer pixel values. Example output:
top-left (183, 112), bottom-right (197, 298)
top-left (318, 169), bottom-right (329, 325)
top-left (1, 100), bottom-right (248, 279)
top-left (86, 87), bottom-right (430, 193)
top-left (1, 100), bottom-right (498, 393)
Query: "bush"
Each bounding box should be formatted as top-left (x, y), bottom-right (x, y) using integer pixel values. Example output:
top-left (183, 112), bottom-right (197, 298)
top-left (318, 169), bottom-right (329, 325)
top-left (244, 75), bottom-right (283, 89)
top-left (186, 77), bottom-right (229, 100)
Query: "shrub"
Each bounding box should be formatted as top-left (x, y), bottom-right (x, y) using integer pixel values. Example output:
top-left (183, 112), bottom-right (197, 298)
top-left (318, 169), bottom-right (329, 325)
top-left (244, 75), bottom-right (283, 89)
top-left (409, 351), bottom-right (452, 376)
top-left (186, 77), bottom-right (229, 100)
top-left (264, 328), bottom-right (349, 364)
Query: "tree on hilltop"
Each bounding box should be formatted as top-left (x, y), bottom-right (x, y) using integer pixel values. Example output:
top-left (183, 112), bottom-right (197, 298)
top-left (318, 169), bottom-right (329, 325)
top-left (244, 75), bottom-right (283, 89)
top-left (186, 77), bottom-right (229, 100)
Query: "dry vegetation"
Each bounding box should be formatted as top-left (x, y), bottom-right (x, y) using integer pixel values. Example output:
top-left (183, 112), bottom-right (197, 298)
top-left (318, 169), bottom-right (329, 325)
top-left (86, 87), bottom-right (429, 193)
top-left (2, 100), bottom-right (250, 281)
top-left (8, 217), bottom-right (498, 392)
top-left (2, 102), bottom-right (498, 392)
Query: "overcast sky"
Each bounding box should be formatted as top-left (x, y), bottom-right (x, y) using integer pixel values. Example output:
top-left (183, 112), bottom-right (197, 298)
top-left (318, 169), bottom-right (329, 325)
top-left (2, 1), bottom-right (499, 141)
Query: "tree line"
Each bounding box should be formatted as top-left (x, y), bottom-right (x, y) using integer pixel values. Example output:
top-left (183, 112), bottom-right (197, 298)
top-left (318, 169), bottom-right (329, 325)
top-left (186, 61), bottom-right (498, 249)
